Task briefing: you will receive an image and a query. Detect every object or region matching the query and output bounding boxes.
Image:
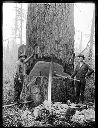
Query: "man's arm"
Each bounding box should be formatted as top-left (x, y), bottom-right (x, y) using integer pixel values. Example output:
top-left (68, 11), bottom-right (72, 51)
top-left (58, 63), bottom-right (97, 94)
top-left (86, 64), bottom-right (94, 77)
top-left (24, 53), bottom-right (34, 64)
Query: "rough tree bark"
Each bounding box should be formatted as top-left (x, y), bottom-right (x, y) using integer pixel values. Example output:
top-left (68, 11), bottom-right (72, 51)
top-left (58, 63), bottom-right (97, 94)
top-left (26, 3), bottom-right (74, 75)
top-left (25, 3), bottom-right (75, 103)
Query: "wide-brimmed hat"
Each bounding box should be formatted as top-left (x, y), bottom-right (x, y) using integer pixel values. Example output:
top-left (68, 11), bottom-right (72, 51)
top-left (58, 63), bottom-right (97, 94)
top-left (19, 53), bottom-right (27, 59)
top-left (77, 54), bottom-right (85, 59)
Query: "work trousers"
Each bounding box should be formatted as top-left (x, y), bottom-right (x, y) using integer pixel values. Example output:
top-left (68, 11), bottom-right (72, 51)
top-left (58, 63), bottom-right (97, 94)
top-left (14, 74), bottom-right (24, 103)
top-left (75, 78), bottom-right (86, 104)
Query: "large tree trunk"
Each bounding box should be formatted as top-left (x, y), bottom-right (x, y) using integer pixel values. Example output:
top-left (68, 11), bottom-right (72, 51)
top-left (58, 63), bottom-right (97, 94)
top-left (26, 3), bottom-right (74, 75)
top-left (26, 3), bottom-right (75, 103)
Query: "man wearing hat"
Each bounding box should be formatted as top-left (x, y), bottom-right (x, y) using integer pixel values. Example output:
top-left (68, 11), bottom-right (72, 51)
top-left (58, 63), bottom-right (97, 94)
top-left (14, 53), bottom-right (27, 104)
top-left (71, 54), bottom-right (94, 104)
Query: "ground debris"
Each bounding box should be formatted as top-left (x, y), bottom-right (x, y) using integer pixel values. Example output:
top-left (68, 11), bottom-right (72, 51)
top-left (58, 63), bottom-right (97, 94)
top-left (3, 100), bottom-right (95, 127)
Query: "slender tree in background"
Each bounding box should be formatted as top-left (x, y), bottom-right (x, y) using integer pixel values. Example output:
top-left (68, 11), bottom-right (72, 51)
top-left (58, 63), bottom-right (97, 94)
top-left (88, 7), bottom-right (95, 67)
top-left (15, 3), bottom-right (23, 46)
top-left (80, 7), bottom-right (95, 69)
top-left (79, 32), bottom-right (82, 52)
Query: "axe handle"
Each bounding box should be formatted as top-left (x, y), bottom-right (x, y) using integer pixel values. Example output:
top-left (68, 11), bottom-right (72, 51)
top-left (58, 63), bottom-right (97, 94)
top-left (55, 73), bottom-right (80, 82)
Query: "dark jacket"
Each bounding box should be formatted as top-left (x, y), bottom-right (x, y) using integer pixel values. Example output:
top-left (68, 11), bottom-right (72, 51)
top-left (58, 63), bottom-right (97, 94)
top-left (71, 62), bottom-right (94, 80)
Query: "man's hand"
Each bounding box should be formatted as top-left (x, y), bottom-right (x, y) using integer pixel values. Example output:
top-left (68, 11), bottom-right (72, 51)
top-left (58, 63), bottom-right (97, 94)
top-left (67, 76), bottom-right (73, 80)
top-left (76, 79), bottom-right (80, 82)
top-left (69, 77), bottom-right (80, 82)
top-left (18, 77), bottom-right (22, 83)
